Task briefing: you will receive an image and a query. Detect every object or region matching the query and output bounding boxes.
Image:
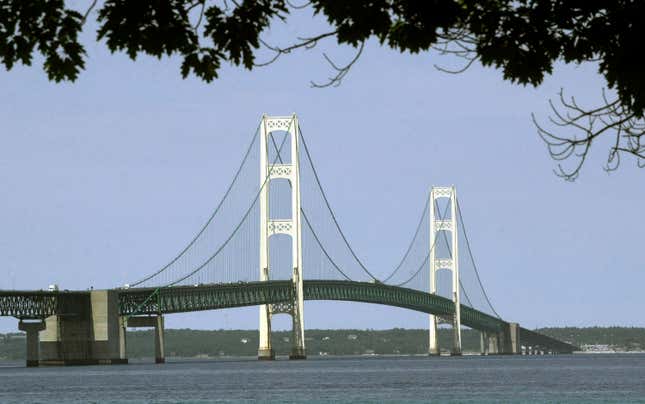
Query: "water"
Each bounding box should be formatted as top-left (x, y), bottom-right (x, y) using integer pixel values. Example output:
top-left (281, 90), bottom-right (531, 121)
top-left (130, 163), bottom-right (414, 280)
top-left (1, 354), bottom-right (645, 403)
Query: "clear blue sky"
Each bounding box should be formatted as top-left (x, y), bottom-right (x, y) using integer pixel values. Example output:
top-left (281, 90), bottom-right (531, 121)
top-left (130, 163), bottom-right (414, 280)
top-left (0, 14), bottom-right (642, 332)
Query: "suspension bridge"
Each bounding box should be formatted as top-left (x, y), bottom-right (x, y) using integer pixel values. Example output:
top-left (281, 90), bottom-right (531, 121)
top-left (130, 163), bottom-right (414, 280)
top-left (0, 114), bottom-right (577, 366)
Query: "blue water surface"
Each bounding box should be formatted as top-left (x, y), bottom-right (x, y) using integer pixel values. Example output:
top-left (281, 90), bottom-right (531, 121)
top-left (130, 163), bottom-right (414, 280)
top-left (1, 354), bottom-right (644, 403)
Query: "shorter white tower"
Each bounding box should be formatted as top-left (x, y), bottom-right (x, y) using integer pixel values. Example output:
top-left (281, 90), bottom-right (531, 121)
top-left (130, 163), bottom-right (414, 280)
top-left (428, 186), bottom-right (462, 356)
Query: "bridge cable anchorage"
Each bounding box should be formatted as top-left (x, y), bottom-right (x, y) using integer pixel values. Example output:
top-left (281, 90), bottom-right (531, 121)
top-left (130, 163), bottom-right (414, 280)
top-left (164, 119), bottom-right (294, 287)
top-left (298, 126), bottom-right (381, 281)
top-left (393, 200), bottom-right (450, 288)
top-left (129, 122), bottom-right (262, 287)
top-left (267, 133), bottom-right (352, 281)
top-left (455, 197), bottom-right (501, 318)
top-left (381, 197), bottom-right (431, 284)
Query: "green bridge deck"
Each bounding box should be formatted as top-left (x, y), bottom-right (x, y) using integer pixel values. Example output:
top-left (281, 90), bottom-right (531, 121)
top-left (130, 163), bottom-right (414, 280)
top-left (0, 280), bottom-right (577, 353)
top-left (118, 280), bottom-right (504, 333)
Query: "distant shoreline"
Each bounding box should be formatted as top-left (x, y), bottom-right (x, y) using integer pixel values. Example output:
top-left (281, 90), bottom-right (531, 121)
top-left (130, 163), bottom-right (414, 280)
top-left (3, 327), bottom-right (645, 360)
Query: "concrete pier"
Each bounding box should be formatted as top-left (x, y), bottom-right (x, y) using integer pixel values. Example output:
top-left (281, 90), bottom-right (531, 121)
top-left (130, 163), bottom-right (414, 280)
top-left (119, 316), bottom-right (127, 361)
top-left (483, 322), bottom-right (521, 355)
top-left (488, 332), bottom-right (499, 354)
top-left (480, 331), bottom-right (489, 355)
top-left (155, 315), bottom-right (165, 364)
top-left (127, 315), bottom-right (165, 364)
top-left (39, 290), bottom-right (126, 365)
top-left (498, 322), bottom-right (520, 354)
top-left (289, 347), bottom-right (306, 360)
top-left (18, 320), bottom-right (46, 367)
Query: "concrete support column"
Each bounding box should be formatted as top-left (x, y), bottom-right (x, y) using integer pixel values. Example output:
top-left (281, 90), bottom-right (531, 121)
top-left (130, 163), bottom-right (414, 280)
top-left (154, 315), bottom-right (165, 364)
top-left (257, 305), bottom-right (274, 360)
top-left (508, 323), bottom-right (520, 354)
top-left (497, 331), bottom-right (506, 354)
top-left (497, 322), bottom-right (520, 355)
top-left (450, 311), bottom-right (462, 356)
top-left (119, 316), bottom-right (127, 361)
top-left (127, 315), bottom-right (165, 364)
top-left (289, 300), bottom-right (306, 360)
top-left (488, 333), bottom-right (499, 354)
top-left (289, 115), bottom-right (306, 361)
top-left (18, 320), bottom-right (46, 367)
top-left (428, 315), bottom-right (439, 356)
top-left (480, 331), bottom-right (489, 355)
top-left (258, 115), bottom-right (274, 361)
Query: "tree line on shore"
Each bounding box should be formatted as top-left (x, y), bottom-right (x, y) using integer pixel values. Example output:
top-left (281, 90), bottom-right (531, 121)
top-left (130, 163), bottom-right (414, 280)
top-left (1, 327), bottom-right (644, 360)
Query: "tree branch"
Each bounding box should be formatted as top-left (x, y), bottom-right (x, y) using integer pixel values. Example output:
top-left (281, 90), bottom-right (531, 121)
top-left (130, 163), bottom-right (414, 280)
top-left (254, 31), bottom-right (338, 67)
top-left (82, 0), bottom-right (98, 25)
top-left (534, 89), bottom-right (645, 181)
top-left (310, 42), bottom-right (364, 88)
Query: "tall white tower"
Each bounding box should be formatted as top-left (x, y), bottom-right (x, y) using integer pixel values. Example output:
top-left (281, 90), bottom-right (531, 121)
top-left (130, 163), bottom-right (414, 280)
top-left (258, 114), bottom-right (306, 360)
top-left (428, 186), bottom-right (462, 356)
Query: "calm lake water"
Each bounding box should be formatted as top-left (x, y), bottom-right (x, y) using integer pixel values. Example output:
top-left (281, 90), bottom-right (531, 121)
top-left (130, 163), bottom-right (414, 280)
top-left (1, 354), bottom-right (644, 403)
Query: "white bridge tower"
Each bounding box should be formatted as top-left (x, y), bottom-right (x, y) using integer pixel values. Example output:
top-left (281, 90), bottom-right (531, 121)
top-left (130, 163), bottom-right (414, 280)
top-left (258, 114), bottom-right (306, 360)
top-left (428, 186), bottom-right (462, 356)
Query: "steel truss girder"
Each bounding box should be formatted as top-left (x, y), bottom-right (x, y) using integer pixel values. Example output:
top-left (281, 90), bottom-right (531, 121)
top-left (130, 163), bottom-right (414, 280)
top-left (117, 280), bottom-right (505, 332)
top-left (3, 282), bottom-right (577, 352)
top-left (0, 290), bottom-right (96, 321)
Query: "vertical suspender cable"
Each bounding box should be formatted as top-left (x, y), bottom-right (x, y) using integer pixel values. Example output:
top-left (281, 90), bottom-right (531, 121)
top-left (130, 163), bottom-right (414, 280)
top-left (130, 123), bottom-right (261, 287)
top-left (455, 197), bottom-right (501, 318)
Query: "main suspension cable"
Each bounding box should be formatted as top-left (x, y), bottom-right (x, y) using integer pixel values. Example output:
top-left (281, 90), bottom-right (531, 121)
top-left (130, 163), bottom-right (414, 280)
top-left (268, 131), bottom-right (352, 281)
top-left (298, 126), bottom-right (379, 280)
top-left (456, 197), bottom-right (501, 318)
top-left (394, 200), bottom-right (450, 287)
top-left (433, 199), bottom-right (473, 307)
top-left (165, 121), bottom-right (293, 287)
top-left (381, 197), bottom-right (430, 283)
top-left (301, 211), bottom-right (353, 281)
top-left (130, 123), bottom-right (261, 287)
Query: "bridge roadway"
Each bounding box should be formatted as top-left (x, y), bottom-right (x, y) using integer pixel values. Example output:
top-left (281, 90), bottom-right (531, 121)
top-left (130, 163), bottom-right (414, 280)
top-left (1, 280), bottom-right (576, 355)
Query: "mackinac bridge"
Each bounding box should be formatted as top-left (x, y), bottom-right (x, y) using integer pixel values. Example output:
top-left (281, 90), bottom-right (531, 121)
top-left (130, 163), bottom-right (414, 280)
top-left (0, 114), bottom-right (577, 367)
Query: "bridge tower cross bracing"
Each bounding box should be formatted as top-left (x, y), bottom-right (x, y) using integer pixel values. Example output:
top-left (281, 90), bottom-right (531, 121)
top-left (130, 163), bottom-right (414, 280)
top-left (258, 114), bottom-right (306, 360)
top-left (428, 186), bottom-right (462, 356)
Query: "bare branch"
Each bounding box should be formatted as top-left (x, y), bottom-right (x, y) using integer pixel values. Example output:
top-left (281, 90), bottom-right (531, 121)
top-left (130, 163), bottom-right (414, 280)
top-left (193, 1), bottom-right (207, 32)
top-left (186, 1), bottom-right (205, 12)
top-left (82, 0), bottom-right (98, 25)
top-left (286, 0), bottom-right (312, 10)
top-left (310, 42), bottom-right (365, 88)
top-left (534, 89), bottom-right (645, 180)
top-left (434, 55), bottom-right (479, 74)
top-left (431, 27), bottom-right (479, 74)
